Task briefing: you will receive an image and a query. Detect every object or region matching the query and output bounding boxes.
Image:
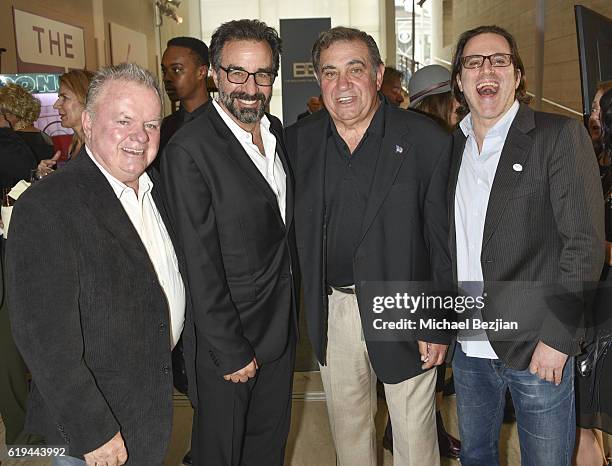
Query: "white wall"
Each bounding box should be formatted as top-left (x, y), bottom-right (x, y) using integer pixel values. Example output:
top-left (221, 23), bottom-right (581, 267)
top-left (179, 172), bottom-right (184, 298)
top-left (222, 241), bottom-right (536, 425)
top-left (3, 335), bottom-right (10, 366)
top-left (201, 0), bottom-right (383, 119)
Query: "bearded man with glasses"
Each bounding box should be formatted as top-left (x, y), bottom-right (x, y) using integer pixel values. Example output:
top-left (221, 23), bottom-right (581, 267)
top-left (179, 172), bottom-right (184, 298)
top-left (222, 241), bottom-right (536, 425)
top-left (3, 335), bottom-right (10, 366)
top-left (161, 19), bottom-right (299, 466)
top-left (448, 25), bottom-right (603, 466)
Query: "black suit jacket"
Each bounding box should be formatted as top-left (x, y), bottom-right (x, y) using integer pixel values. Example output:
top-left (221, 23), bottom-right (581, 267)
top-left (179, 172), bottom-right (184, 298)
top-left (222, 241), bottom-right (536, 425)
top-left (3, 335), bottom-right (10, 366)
top-left (6, 152), bottom-right (175, 463)
top-left (448, 104), bottom-right (604, 369)
top-left (286, 104), bottom-right (453, 384)
top-left (161, 104), bottom-right (299, 403)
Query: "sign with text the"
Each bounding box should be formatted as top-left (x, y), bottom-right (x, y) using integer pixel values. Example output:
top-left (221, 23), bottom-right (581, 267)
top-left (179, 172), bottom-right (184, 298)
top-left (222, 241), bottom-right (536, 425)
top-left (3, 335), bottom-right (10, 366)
top-left (13, 8), bottom-right (85, 72)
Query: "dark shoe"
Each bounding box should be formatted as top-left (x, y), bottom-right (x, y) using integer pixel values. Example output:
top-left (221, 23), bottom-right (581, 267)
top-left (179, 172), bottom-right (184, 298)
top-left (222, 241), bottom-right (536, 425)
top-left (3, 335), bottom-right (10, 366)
top-left (182, 451), bottom-right (192, 465)
top-left (437, 411), bottom-right (460, 459)
top-left (503, 389), bottom-right (516, 423)
top-left (383, 416), bottom-right (393, 452)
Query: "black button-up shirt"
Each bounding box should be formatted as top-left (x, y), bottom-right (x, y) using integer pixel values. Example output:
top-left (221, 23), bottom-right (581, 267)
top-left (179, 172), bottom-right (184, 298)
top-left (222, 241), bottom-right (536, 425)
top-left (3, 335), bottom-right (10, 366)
top-left (325, 102), bottom-right (385, 286)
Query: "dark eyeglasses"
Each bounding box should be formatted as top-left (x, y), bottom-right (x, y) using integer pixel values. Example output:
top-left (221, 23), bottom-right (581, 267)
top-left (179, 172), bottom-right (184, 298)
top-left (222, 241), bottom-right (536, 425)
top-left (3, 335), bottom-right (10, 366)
top-left (461, 53), bottom-right (513, 69)
top-left (219, 66), bottom-right (276, 86)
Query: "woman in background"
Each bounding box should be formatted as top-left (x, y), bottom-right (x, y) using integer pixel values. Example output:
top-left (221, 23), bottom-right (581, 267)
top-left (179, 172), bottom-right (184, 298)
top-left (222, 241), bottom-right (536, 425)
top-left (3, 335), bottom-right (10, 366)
top-left (575, 87), bottom-right (612, 466)
top-left (589, 81), bottom-right (612, 156)
top-left (0, 83), bottom-right (54, 165)
top-left (408, 64), bottom-right (462, 130)
top-left (37, 69), bottom-right (93, 176)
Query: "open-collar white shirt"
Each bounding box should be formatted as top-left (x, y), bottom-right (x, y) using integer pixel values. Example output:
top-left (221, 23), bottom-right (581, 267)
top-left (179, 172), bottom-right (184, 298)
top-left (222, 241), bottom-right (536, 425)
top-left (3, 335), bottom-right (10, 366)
top-left (454, 100), bottom-right (520, 359)
top-left (212, 99), bottom-right (286, 223)
top-left (86, 147), bottom-right (185, 348)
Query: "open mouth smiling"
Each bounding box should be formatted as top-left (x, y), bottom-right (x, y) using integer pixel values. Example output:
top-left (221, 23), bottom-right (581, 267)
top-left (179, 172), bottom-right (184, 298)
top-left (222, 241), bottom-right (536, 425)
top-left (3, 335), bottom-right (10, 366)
top-left (337, 96), bottom-right (355, 104)
top-left (121, 147), bottom-right (145, 155)
top-left (476, 81), bottom-right (500, 96)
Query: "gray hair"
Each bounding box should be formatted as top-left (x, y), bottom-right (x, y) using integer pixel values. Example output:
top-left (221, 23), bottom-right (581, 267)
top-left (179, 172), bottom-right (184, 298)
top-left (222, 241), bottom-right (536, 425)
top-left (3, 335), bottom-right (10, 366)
top-left (312, 27), bottom-right (383, 76)
top-left (85, 63), bottom-right (162, 118)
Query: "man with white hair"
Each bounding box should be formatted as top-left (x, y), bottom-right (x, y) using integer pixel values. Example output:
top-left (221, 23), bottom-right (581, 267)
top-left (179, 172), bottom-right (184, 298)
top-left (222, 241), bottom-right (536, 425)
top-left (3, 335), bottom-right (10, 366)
top-left (7, 63), bottom-right (185, 466)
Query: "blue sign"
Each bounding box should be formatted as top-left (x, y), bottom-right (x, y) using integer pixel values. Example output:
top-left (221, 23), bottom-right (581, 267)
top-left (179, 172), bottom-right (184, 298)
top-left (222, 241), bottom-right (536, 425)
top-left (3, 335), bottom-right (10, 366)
top-left (0, 74), bottom-right (60, 93)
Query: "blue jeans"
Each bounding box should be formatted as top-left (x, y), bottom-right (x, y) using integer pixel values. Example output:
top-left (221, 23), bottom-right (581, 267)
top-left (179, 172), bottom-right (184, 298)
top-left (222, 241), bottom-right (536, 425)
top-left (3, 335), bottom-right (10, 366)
top-left (452, 346), bottom-right (575, 466)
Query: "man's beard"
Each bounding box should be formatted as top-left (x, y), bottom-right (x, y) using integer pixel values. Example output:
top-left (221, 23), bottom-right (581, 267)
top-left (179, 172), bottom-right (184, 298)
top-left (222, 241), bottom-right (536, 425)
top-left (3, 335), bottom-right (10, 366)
top-left (218, 82), bottom-right (269, 124)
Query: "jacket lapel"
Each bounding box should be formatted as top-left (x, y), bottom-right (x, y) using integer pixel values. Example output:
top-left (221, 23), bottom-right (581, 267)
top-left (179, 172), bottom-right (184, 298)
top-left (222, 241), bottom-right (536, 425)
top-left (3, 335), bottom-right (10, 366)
top-left (359, 105), bottom-right (411, 244)
top-left (449, 130), bottom-right (467, 278)
top-left (208, 106), bottom-right (285, 227)
top-left (482, 104), bottom-right (535, 250)
top-left (74, 152), bottom-right (156, 269)
top-left (269, 118), bottom-right (294, 229)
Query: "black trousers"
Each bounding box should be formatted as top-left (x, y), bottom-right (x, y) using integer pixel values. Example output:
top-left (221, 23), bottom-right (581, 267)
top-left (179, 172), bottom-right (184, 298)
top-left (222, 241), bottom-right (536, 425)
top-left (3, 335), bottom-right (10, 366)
top-left (191, 336), bottom-right (296, 466)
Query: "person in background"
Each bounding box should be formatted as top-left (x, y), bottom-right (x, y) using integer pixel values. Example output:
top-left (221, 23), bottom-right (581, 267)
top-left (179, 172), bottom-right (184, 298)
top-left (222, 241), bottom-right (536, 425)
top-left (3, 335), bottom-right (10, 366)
top-left (0, 83), bottom-right (54, 165)
top-left (409, 64), bottom-right (461, 131)
top-left (37, 70), bottom-right (94, 176)
top-left (7, 63), bottom-right (184, 466)
top-left (0, 107), bottom-right (45, 449)
top-left (574, 87), bottom-right (612, 466)
top-left (0, 112), bottom-right (37, 191)
top-left (297, 95), bottom-right (323, 120)
top-left (381, 66), bottom-right (404, 107)
top-left (588, 80), bottom-right (612, 157)
top-left (159, 36), bottom-right (210, 153)
top-left (159, 36), bottom-right (210, 466)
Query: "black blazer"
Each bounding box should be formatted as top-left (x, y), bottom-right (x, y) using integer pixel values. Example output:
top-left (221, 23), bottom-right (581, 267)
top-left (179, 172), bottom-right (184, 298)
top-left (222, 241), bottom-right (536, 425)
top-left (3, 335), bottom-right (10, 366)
top-left (448, 104), bottom-right (604, 369)
top-left (286, 104), bottom-right (453, 384)
top-left (6, 152), bottom-right (175, 463)
top-left (161, 104), bottom-right (299, 400)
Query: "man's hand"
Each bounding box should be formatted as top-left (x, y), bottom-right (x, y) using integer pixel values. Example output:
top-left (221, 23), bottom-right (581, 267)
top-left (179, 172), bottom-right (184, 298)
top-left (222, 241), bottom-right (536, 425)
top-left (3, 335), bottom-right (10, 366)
top-left (223, 358), bottom-right (258, 383)
top-left (529, 341), bottom-right (568, 385)
top-left (84, 431), bottom-right (127, 466)
top-left (418, 341), bottom-right (448, 370)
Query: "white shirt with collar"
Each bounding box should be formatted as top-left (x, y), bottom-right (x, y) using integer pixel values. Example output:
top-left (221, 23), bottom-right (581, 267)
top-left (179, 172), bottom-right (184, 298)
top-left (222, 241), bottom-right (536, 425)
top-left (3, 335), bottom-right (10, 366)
top-left (454, 100), bottom-right (520, 359)
top-left (212, 99), bottom-right (287, 223)
top-left (86, 147), bottom-right (185, 348)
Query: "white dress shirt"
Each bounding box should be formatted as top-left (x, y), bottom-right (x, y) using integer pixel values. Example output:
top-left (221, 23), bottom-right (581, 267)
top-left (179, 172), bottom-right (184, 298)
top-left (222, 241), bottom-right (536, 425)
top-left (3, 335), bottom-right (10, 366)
top-left (86, 147), bottom-right (186, 348)
top-left (454, 100), bottom-right (520, 358)
top-left (212, 99), bottom-right (287, 223)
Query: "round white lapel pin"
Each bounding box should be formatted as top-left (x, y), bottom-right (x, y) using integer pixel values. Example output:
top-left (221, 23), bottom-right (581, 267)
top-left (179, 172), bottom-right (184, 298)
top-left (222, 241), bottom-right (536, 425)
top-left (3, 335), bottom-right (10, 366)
top-left (512, 163), bottom-right (523, 172)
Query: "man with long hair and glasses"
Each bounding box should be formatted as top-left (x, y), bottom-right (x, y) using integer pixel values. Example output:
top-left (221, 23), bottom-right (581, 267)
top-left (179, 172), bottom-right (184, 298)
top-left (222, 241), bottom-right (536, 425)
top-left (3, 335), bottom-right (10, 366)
top-left (448, 25), bottom-right (603, 466)
top-left (161, 19), bottom-right (298, 466)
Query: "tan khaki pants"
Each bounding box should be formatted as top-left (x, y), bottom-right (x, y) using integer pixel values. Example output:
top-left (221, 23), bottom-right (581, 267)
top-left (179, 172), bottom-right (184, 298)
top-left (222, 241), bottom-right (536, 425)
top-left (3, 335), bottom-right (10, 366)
top-left (319, 289), bottom-right (440, 466)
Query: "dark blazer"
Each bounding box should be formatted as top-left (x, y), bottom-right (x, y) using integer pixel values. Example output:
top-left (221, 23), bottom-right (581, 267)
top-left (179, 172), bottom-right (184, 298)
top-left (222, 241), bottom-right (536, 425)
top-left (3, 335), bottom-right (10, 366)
top-left (6, 152), bottom-right (175, 463)
top-left (448, 104), bottom-right (604, 369)
top-left (286, 103), bottom-right (453, 384)
top-left (161, 103), bottom-right (299, 404)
